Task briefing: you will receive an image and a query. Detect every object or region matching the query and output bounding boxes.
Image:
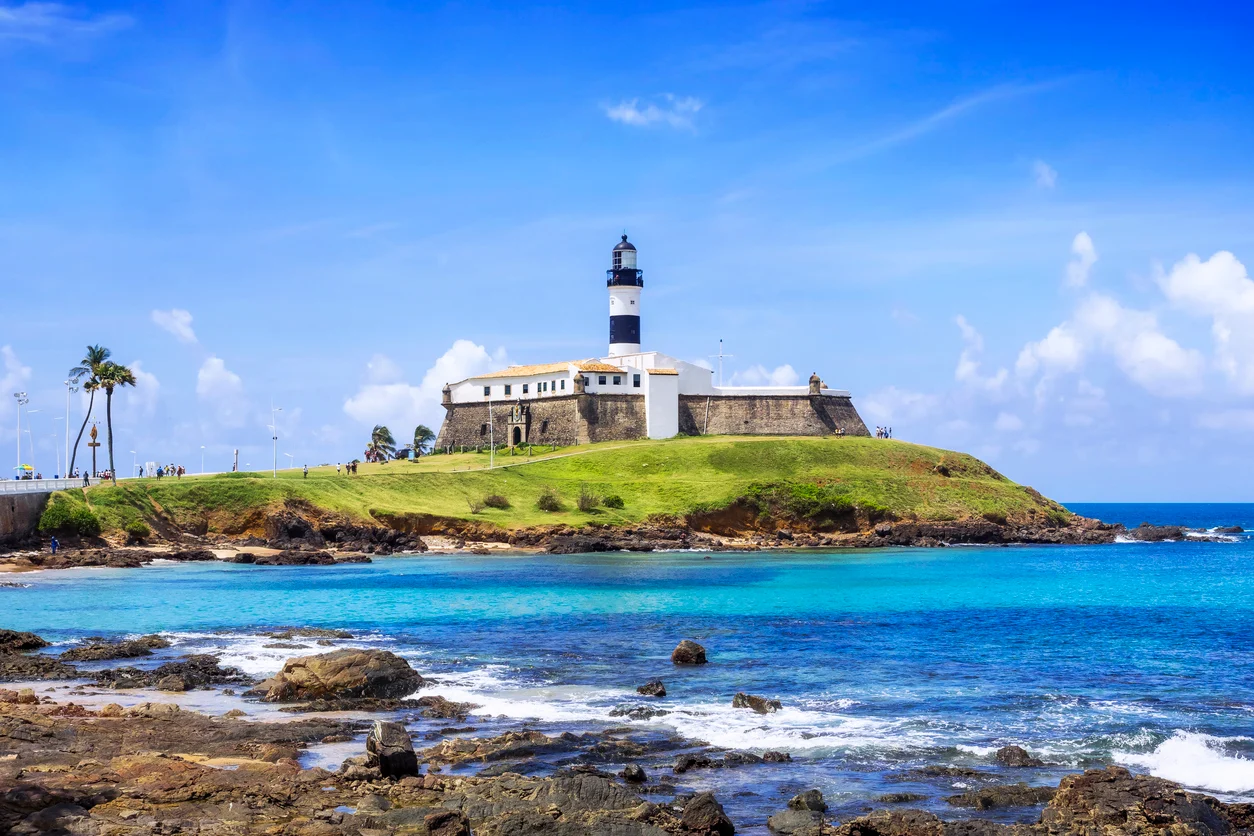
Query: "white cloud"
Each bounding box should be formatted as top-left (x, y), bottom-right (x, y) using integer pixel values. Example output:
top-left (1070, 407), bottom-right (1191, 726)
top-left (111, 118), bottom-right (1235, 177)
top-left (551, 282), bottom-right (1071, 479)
top-left (196, 356), bottom-right (247, 428)
top-left (994, 412), bottom-right (1024, 432)
top-left (343, 340), bottom-right (507, 435)
top-left (151, 308), bottom-right (198, 344)
top-left (954, 315), bottom-right (1008, 391)
top-left (1016, 323), bottom-right (1084, 378)
top-left (604, 94), bottom-right (704, 130)
top-left (1157, 251), bottom-right (1254, 393)
top-left (1, 345), bottom-right (32, 393)
top-left (1033, 160), bottom-right (1057, 189)
top-left (1196, 410), bottom-right (1254, 431)
top-left (861, 386), bottom-right (939, 424)
top-left (123, 360), bottom-right (159, 418)
top-left (0, 2), bottom-right (132, 43)
top-left (728, 363), bottom-right (799, 386)
top-left (1065, 232), bottom-right (1097, 287)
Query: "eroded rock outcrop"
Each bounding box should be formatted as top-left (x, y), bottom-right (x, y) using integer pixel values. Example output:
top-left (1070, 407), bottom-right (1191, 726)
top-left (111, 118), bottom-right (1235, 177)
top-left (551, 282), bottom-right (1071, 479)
top-left (249, 649), bottom-right (424, 702)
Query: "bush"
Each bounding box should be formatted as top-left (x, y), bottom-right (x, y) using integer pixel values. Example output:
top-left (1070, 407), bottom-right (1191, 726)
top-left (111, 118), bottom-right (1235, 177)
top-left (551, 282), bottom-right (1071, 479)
top-left (124, 519), bottom-right (151, 541)
top-left (982, 510), bottom-right (1008, 526)
top-left (466, 498), bottom-right (485, 514)
top-left (536, 487), bottom-right (563, 512)
top-left (603, 494), bottom-right (624, 509)
top-left (576, 484), bottom-right (600, 512)
top-left (483, 494), bottom-right (510, 510)
top-left (38, 498), bottom-right (102, 537)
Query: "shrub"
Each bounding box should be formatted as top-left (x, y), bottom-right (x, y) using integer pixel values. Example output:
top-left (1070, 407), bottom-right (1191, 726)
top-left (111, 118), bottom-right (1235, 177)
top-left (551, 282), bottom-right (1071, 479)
top-left (466, 498), bottom-right (485, 514)
top-left (483, 494), bottom-right (510, 510)
top-left (69, 507), bottom-right (102, 536)
top-left (38, 497), bottom-right (102, 536)
top-left (124, 519), bottom-right (151, 541)
top-left (603, 494), bottom-right (624, 509)
top-left (536, 487), bottom-right (563, 512)
top-left (982, 510), bottom-right (1008, 526)
top-left (576, 484), bottom-right (600, 512)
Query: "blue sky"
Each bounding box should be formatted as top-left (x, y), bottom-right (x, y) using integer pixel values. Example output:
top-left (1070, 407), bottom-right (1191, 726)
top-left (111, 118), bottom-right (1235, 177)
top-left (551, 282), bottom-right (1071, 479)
top-left (2, 1), bottom-right (1252, 500)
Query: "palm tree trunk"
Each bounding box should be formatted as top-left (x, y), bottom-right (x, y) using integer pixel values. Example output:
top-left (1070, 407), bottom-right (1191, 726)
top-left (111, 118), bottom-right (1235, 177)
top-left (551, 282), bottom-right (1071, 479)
top-left (106, 388), bottom-right (116, 485)
top-left (68, 390), bottom-right (95, 477)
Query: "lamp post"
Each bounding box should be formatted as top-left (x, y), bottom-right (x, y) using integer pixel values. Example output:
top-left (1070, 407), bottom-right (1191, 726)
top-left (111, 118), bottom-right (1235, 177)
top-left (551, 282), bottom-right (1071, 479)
top-left (131, 450), bottom-right (137, 478)
top-left (284, 453), bottom-right (294, 471)
top-left (13, 392), bottom-right (27, 472)
top-left (24, 408), bottom-right (39, 473)
top-left (63, 380), bottom-right (77, 478)
top-left (52, 420), bottom-right (64, 477)
top-left (200, 445), bottom-right (205, 475)
top-left (270, 403), bottom-right (282, 479)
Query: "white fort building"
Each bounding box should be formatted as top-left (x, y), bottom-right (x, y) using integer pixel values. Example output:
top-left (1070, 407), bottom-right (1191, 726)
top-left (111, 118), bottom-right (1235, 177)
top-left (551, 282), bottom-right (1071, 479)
top-left (436, 236), bottom-right (869, 449)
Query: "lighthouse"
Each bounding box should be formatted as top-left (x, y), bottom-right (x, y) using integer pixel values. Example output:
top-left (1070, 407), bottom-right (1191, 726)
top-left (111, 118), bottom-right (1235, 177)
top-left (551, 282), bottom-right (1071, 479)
top-left (607, 234), bottom-right (643, 356)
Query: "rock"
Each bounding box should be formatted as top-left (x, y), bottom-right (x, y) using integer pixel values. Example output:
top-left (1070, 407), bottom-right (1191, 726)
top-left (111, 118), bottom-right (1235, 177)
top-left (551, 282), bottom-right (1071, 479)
top-left (413, 694), bottom-right (476, 719)
top-left (675, 753), bottom-right (717, 773)
top-left (17, 687), bottom-right (38, 704)
top-left (878, 793), bottom-right (927, 804)
top-left (0, 652), bottom-right (78, 681)
top-left (1216, 525), bottom-right (1244, 534)
top-left (946, 783), bottom-right (1056, 809)
top-left (682, 791), bottom-right (735, 836)
top-left (94, 654), bottom-right (252, 690)
top-left (98, 703), bottom-right (123, 717)
top-left (994, 744), bottom-right (1044, 767)
top-left (60, 635), bottom-right (169, 662)
top-left (610, 704), bottom-right (670, 720)
top-left (265, 511), bottom-right (326, 549)
top-left (249, 649), bottom-right (424, 702)
top-left (672, 640), bottom-right (708, 665)
top-left (1038, 766), bottom-right (1230, 836)
top-left (788, 790), bottom-right (827, 812)
top-left (1123, 522), bottom-right (1188, 542)
top-left (156, 675), bottom-right (189, 692)
top-left (365, 720), bottom-right (418, 778)
top-left (637, 678), bottom-right (667, 697)
top-left (222, 708), bottom-right (247, 719)
top-left (621, 763), bottom-right (647, 783)
top-left (832, 809), bottom-right (945, 836)
top-left (732, 692), bottom-right (781, 714)
top-left (258, 743), bottom-right (300, 762)
top-left (425, 810), bottom-right (472, 836)
top-left (763, 750), bottom-right (793, 763)
top-left (768, 809), bottom-right (824, 836)
top-left (233, 549), bottom-right (337, 566)
top-left (264, 628), bottom-right (355, 639)
top-left (721, 752), bottom-right (764, 767)
top-left (0, 629), bottom-right (49, 652)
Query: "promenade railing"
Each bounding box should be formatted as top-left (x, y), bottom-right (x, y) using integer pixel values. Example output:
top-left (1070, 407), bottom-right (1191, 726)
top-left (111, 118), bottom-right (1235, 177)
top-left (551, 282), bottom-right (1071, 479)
top-left (0, 478), bottom-right (99, 495)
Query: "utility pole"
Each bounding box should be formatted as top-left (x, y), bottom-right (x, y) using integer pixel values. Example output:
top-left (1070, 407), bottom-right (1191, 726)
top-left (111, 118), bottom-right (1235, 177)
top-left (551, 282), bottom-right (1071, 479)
top-left (64, 381), bottom-right (76, 476)
top-left (13, 392), bottom-right (27, 473)
top-left (270, 403), bottom-right (282, 479)
top-left (709, 339), bottom-right (734, 388)
top-left (200, 445), bottom-right (205, 474)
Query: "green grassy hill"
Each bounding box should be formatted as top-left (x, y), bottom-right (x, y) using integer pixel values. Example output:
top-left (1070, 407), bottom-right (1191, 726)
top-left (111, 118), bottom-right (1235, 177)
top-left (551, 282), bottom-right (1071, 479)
top-left (49, 436), bottom-right (1068, 539)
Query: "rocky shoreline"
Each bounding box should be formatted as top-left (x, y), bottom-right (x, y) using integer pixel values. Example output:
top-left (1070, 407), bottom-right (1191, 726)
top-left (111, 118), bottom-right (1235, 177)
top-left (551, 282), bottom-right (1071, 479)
top-left (0, 633), bottom-right (1250, 835)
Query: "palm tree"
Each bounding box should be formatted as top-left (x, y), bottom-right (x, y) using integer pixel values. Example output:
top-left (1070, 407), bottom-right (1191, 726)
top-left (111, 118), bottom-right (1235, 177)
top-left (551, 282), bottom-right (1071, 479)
top-left (413, 424), bottom-right (435, 456)
top-left (97, 361), bottom-right (136, 485)
top-left (367, 425), bottom-right (397, 461)
top-left (68, 345), bottom-right (111, 477)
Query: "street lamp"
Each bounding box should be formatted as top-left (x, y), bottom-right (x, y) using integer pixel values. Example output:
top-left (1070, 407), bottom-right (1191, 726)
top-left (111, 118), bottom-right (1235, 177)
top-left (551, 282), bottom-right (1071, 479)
top-left (200, 445), bottom-right (205, 475)
top-left (13, 392), bottom-right (27, 473)
top-left (284, 453), bottom-right (294, 471)
top-left (63, 380), bottom-right (77, 478)
top-left (270, 403), bottom-right (282, 479)
top-left (52, 427), bottom-right (63, 477)
top-left (24, 408), bottom-right (39, 473)
top-left (131, 450), bottom-right (138, 478)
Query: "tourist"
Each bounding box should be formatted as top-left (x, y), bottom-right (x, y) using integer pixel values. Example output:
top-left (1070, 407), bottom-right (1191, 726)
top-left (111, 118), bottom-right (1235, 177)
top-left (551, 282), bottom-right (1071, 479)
top-left (336, 463), bottom-right (341, 475)
top-left (303, 465), bottom-right (309, 479)
top-left (49, 536), bottom-right (58, 555)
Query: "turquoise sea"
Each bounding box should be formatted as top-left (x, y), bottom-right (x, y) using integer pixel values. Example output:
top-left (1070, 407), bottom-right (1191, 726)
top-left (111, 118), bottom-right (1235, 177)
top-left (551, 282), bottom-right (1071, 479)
top-left (4, 502), bottom-right (1254, 828)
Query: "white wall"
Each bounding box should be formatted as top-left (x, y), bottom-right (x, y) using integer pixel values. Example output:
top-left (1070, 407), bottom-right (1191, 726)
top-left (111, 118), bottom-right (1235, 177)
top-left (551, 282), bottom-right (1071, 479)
top-left (644, 371), bottom-right (679, 439)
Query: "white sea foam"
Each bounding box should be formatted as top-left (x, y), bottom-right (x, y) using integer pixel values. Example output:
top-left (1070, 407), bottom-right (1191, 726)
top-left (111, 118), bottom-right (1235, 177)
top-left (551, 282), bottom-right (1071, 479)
top-left (1115, 731), bottom-right (1254, 794)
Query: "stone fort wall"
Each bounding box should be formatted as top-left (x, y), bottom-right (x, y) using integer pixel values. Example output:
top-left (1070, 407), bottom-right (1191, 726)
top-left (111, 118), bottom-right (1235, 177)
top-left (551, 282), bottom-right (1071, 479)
top-left (679, 394), bottom-right (869, 437)
top-left (1, 492), bottom-right (48, 546)
top-left (436, 392), bottom-right (869, 448)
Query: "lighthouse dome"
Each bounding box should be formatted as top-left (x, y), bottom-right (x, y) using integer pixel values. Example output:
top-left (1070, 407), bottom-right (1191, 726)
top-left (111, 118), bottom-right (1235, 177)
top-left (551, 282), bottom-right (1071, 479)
top-left (613, 234), bottom-right (636, 252)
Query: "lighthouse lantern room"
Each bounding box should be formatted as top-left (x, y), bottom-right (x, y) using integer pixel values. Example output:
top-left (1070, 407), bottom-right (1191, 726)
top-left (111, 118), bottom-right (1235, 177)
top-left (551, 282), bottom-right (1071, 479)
top-left (607, 234), bottom-right (644, 356)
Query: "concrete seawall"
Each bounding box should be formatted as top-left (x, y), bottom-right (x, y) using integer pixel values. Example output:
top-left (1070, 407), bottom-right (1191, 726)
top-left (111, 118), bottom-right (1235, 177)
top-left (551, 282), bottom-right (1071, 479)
top-left (1, 492), bottom-right (47, 546)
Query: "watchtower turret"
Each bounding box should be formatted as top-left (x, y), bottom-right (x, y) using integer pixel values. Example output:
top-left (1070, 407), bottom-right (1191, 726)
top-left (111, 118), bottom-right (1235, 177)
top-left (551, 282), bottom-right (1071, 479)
top-left (607, 234), bottom-right (643, 356)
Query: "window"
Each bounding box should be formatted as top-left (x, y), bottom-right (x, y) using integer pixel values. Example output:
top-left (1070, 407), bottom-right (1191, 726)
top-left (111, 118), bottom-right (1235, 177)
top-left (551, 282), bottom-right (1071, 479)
top-left (540, 420), bottom-right (549, 434)
top-left (613, 375), bottom-right (622, 385)
top-left (504, 384), bottom-right (511, 396)
top-left (598, 375), bottom-right (607, 385)
top-left (552, 379), bottom-right (557, 392)
top-left (633, 374), bottom-right (641, 388)
top-left (560, 379), bottom-right (565, 390)
top-left (479, 423), bottom-right (488, 437)
top-left (630, 300), bottom-right (635, 305)
top-left (483, 385), bottom-right (491, 397)
top-left (539, 382), bottom-right (545, 393)
top-left (523, 384), bottom-right (529, 394)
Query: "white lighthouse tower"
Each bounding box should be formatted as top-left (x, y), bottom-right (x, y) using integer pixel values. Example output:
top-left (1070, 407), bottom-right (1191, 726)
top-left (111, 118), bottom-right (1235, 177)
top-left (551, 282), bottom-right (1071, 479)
top-left (607, 234), bottom-right (643, 356)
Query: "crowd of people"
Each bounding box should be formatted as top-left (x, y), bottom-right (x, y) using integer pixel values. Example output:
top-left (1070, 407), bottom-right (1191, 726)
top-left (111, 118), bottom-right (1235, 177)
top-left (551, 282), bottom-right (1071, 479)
top-left (153, 463), bottom-right (187, 479)
top-left (336, 462), bottom-right (359, 475)
top-left (875, 426), bottom-right (894, 439)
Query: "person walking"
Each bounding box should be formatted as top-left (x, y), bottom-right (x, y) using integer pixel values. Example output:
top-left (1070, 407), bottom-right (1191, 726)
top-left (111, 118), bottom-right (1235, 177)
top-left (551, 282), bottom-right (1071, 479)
top-left (336, 463), bottom-right (341, 475)
top-left (50, 536), bottom-right (58, 555)
top-left (303, 465), bottom-right (309, 479)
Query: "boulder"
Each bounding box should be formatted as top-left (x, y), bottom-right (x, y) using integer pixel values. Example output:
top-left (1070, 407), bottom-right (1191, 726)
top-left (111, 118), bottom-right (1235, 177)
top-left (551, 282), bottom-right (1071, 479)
top-left (788, 790), bottom-right (827, 812)
top-left (682, 792), bottom-right (735, 836)
top-left (609, 704), bottom-right (670, 720)
top-left (674, 753), bottom-right (717, 773)
top-left (832, 809), bottom-right (945, 836)
top-left (637, 678), bottom-right (667, 697)
top-left (0, 653), bottom-right (78, 682)
top-left (365, 720), bottom-right (419, 778)
top-left (250, 649), bottom-right (424, 702)
top-left (1038, 766), bottom-right (1230, 836)
top-left (763, 750), bottom-right (793, 763)
top-left (671, 640), bottom-right (707, 665)
top-left (156, 675), bottom-right (189, 692)
top-left (61, 635), bottom-right (169, 662)
top-left (620, 763), bottom-right (647, 783)
top-left (946, 783), bottom-right (1055, 809)
top-left (94, 654), bottom-right (252, 690)
top-left (425, 810), bottom-right (472, 836)
top-left (732, 692), bottom-right (781, 714)
top-left (994, 744), bottom-right (1044, 767)
top-left (0, 629), bottom-right (49, 652)
top-left (768, 809), bottom-right (824, 836)
top-left (264, 511), bottom-right (326, 549)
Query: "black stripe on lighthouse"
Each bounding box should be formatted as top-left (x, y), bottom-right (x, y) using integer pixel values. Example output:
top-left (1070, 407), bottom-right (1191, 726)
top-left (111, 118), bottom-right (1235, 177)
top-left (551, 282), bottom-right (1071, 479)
top-left (610, 315), bottom-right (640, 345)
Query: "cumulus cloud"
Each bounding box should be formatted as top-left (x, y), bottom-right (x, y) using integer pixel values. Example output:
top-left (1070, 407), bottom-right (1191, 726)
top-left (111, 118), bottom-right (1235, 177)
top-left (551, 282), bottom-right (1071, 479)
top-left (604, 94), bottom-right (703, 130)
top-left (728, 364), bottom-right (800, 386)
top-left (0, 2), bottom-right (132, 43)
top-left (1157, 251), bottom-right (1254, 393)
top-left (861, 386), bottom-right (939, 425)
top-left (1033, 160), bottom-right (1057, 189)
top-left (1, 345), bottom-right (32, 393)
top-left (343, 340), bottom-right (507, 436)
top-left (954, 315), bottom-right (1008, 391)
top-left (1065, 232), bottom-right (1097, 287)
top-left (151, 308), bottom-right (198, 344)
top-left (994, 412), bottom-right (1024, 432)
top-left (123, 360), bottom-right (159, 418)
top-left (196, 356), bottom-right (247, 427)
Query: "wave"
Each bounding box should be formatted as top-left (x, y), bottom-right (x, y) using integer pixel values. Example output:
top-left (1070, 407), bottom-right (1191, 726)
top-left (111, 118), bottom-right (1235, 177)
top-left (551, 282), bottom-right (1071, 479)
top-left (1115, 731), bottom-right (1254, 794)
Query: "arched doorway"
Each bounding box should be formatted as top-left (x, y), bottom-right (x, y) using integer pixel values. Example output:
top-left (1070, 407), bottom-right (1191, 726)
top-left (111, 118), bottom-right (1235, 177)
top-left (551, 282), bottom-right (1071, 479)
top-left (512, 426), bottom-right (522, 446)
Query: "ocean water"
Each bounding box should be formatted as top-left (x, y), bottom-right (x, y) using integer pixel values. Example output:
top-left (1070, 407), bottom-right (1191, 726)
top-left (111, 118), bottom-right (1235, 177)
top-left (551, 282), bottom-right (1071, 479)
top-left (4, 502), bottom-right (1254, 829)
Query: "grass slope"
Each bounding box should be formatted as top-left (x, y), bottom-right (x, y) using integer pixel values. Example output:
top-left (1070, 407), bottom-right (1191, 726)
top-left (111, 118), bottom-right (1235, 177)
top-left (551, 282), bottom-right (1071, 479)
top-left (63, 436), bottom-right (1066, 537)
